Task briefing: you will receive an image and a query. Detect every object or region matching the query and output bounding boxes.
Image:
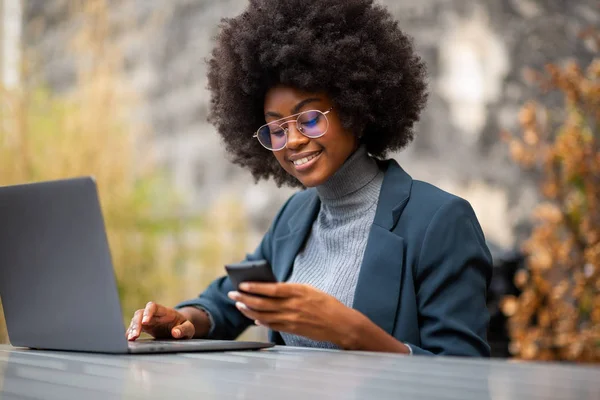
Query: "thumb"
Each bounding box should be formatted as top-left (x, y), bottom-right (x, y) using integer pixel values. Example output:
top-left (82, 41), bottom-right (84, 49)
top-left (171, 320), bottom-right (195, 339)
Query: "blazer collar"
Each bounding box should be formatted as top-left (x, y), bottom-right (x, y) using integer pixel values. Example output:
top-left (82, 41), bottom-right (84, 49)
top-left (284, 159), bottom-right (412, 233)
top-left (272, 192), bottom-right (319, 282)
top-left (372, 159), bottom-right (412, 230)
top-left (353, 159), bottom-right (413, 335)
top-left (286, 190), bottom-right (320, 234)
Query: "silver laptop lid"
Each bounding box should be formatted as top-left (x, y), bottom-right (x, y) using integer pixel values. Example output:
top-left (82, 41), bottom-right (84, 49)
top-left (0, 177), bottom-right (128, 353)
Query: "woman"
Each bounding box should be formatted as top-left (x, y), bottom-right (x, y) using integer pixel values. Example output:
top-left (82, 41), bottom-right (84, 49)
top-left (126, 0), bottom-right (493, 356)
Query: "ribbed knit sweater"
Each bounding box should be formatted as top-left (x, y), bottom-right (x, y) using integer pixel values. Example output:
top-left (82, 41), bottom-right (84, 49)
top-left (281, 146), bottom-right (384, 348)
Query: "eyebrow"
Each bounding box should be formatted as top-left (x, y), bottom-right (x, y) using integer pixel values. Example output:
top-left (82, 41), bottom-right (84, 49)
top-left (264, 97), bottom-right (322, 119)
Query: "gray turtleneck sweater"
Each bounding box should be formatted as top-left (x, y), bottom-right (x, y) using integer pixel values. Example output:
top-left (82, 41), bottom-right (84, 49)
top-left (281, 146), bottom-right (384, 348)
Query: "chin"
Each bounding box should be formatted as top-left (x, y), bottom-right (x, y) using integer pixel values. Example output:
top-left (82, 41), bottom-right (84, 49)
top-left (295, 172), bottom-right (329, 188)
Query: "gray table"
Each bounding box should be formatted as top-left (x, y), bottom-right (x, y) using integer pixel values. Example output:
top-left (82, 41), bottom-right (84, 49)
top-left (0, 344), bottom-right (598, 400)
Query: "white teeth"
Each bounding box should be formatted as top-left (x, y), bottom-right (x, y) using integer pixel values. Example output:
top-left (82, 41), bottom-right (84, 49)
top-left (293, 153), bottom-right (319, 166)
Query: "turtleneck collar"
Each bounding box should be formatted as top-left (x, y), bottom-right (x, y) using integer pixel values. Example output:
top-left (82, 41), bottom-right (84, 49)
top-left (316, 146), bottom-right (382, 211)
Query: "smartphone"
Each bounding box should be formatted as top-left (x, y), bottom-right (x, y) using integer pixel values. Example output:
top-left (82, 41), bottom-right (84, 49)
top-left (225, 259), bottom-right (277, 291)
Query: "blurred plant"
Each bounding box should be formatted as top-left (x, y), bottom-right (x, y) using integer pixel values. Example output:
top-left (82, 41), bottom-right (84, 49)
top-left (0, 303), bottom-right (5, 345)
top-left (0, 0), bottom-right (249, 344)
top-left (501, 29), bottom-right (600, 362)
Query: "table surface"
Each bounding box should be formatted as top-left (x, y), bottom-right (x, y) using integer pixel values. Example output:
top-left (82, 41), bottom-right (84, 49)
top-left (0, 344), bottom-right (598, 400)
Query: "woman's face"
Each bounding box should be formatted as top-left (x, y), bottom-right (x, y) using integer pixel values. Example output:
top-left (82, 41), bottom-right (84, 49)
top-left (263, 85), bottom-right (359, 187)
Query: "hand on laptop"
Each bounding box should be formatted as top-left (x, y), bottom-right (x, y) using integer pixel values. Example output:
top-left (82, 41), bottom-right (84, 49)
top-left (126, 302), bottom-right (195, 341)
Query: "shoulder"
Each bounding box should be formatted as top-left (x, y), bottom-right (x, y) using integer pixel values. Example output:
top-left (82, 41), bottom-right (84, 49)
top-left (409, 180), bottom-right (475, 220)
top-left (403, 180), bottom-right (490, 272)
top-left (378, 159), bottom-right (476, 225)
top-left (409, 181), bottom-right (484, 246)
top-left (388, 171), bottom-right (485, 251)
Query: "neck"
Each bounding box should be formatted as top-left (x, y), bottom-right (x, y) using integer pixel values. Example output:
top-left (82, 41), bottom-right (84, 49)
top-left (316, 146), bottom-right (381, 205)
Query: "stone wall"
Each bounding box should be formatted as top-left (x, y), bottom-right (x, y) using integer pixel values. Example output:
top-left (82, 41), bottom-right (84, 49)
top-left (22, 0), bottom-right (599, 249)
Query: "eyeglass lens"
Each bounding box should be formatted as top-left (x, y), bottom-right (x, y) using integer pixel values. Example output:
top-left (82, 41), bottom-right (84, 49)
top-left (256, 110), bottom-right (329, 150)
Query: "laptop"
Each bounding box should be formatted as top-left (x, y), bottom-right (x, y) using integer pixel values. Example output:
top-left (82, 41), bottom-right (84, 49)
top-left (0, 177), bottom-right (273, 354)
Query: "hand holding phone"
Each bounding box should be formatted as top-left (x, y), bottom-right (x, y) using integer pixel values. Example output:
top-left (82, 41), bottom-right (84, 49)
top-left (225, 260), bottom-right (277, 292)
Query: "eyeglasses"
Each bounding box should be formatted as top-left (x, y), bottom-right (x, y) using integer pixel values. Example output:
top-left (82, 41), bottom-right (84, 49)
top-left (253, 108), bottom-right (333, 151)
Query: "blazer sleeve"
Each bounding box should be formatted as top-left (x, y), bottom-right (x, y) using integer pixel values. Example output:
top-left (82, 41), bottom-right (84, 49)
top-left (174, 195), bottom-right (295, 340)
top-left (409, 197), bottom-right (493, 357)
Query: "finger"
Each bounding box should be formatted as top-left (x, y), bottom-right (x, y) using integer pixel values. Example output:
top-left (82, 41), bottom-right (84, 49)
top-left (171, 320), bottom-right (195, 339)
top-left (228, 291), bottom-right (282, 312)
top-left (238, 282), bottom-right (296, 298)
top-left (235, 301), bottom-right (285, 325)
top-left (142, 302), bottom-right (159, 324)
top-left (128, 309), bottom-right (143, 339)
top-left (235, 301), bottom-right (263, 321)
top-left (127, 309), bottom-right (144, 341)
top-left (143, 302), bottom-right (171, 325)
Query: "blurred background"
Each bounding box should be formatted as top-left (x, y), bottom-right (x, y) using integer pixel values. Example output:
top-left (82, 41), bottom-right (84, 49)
top-left (0, 0), bottom-right (598, 362)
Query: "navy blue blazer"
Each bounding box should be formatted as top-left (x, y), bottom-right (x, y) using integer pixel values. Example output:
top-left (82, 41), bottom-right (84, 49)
top-left (177, 159), bottom-right (493, 356)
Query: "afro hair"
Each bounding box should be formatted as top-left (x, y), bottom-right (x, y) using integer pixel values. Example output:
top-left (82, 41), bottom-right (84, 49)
top-left (207, 0), bottom-right (428, 187)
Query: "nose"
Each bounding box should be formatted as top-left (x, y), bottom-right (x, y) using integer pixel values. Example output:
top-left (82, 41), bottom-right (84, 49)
top-left (284, 122), bottom-right (309, 149)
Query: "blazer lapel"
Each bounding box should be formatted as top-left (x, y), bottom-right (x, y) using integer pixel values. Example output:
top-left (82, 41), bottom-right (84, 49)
top-left (272, 190), bottom-right (320, 282)
top-left (352, 160), bottom-right (413, 335)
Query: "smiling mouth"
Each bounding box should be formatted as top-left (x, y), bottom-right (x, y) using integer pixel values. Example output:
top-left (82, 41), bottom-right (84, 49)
top-left (292, 151), bottom-right (322, 166)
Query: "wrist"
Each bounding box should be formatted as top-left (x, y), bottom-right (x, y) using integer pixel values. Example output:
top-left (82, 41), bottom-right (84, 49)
top-left (338, 309), bottom-right (411, 354)
top-left (178, 306), bottom-right (211, 338)
top-left (337, 309), bottom-right (368, 350)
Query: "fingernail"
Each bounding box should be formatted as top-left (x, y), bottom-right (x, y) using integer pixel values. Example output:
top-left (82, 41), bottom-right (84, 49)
top-left (255, 320), bottom-right (261, 326)
top-left (239, 283), bottom-right (250, 291)
top-left (236, 302), bottom-right (248, 310)
top-left (173, 329), bottom-right (181, 338)
top-left (142, 315), bottom-right (149, 323)
top-left (228, 291), bottom-right (237, 299)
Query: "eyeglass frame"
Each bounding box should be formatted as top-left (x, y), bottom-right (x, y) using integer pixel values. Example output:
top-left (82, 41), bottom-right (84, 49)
top-left (253, 107), bottom-right (334, 151)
